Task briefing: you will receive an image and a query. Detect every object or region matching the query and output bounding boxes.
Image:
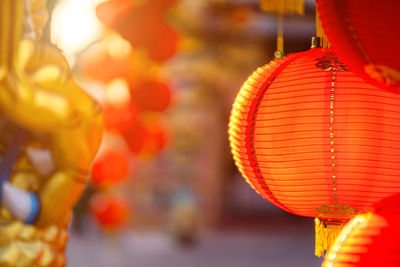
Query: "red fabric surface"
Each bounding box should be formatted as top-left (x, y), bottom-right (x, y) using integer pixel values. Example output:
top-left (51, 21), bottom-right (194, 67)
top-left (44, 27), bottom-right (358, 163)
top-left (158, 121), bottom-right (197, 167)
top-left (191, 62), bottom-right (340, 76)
top-left (317, 0), bottom-right (400, 92)
top-left (228, 48), bottom-right (400, 221)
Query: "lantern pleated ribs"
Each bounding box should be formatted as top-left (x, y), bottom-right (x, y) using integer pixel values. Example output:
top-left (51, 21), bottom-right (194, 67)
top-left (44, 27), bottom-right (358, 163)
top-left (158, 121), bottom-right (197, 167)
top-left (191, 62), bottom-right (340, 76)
top-left (228, 47), bottom-right (400, 256)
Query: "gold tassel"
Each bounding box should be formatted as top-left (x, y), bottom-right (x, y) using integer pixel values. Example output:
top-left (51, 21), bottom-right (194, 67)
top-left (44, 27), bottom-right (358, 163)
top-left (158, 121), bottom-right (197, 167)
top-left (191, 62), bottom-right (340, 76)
top-left (260, 0), bottom-right (304, 57)
top-left (315, 218), bottom-right (345, 257)
top-left (260, 0), bottom-right (304, 15)
top-left (315, 9), bottom-right (330, 48)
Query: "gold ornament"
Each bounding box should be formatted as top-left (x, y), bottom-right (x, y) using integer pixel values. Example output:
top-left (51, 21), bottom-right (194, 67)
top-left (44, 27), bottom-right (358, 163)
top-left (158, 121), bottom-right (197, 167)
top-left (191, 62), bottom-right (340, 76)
top-left (0, 0), bottom-right (104, 266)
top-left (260, 0), bottom-right (304, 15)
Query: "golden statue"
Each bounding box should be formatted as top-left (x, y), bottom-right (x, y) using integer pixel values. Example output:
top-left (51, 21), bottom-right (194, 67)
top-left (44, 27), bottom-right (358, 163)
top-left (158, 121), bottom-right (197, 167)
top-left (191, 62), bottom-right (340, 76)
top-left (0, 0), bottom-right (104, 266)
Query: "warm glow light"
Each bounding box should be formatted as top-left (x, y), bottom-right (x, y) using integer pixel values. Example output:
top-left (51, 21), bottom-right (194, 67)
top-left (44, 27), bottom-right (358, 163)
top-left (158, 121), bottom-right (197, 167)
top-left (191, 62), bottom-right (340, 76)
top-left (105, 78), bottom-right (131, 107)
top-left (107, 34), bottom-right (132, 59)
top-left (51, 0), bottom-right (105, 59)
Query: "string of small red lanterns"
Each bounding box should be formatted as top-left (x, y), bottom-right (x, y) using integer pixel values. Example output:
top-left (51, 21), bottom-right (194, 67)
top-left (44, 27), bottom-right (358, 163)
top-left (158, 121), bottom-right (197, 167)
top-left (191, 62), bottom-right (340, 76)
top-left (85, 0), bottom-right (178, 230)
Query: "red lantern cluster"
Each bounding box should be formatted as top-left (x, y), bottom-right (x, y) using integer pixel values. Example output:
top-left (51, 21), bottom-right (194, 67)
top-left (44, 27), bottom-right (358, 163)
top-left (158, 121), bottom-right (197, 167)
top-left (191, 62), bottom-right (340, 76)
top-left (90, 148), bottom-right (131, 230)
top-left (96, 0), bottom-right (179, 62)
top-left (85, 0), bottom-right (177, 231)
top-left (91, 0), bottom-right (174, 157)
top-left (317, 0), bottom-right (400, 92)
top-left (324, 194), bottom-right (400, 266)
top-left (101, 91), bottom-right (169, 157)
top-left (228, 47), bottom-right (400, 256)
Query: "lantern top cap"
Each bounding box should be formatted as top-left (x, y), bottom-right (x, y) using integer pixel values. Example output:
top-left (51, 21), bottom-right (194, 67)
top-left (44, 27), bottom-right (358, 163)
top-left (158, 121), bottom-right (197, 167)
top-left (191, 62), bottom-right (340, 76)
top-left (311, 37), bottom-right (321, 48)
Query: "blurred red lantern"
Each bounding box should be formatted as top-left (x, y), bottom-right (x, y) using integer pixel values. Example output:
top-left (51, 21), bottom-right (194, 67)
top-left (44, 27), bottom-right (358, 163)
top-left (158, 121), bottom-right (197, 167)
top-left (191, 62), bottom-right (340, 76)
top-left (84, 51), bottom-right (134, 83)
top-left (121, 113), bottom-right (168, 156)
top-left (92, 150), bottom-right (129, 187)
top-left (120, 115), bottom-right (148, 154)
top-left (130, 79), bottom-right (171, 112)
top-left (324, 194), bottom-right (400, 266)
top-left (90, 193), bottom-right (129, 229)
top-left (103, 102), bottom-right (137, 132)
top-left (94, 0), bottom-right (132, 27)
top-left (228, 47), bottom-right (400, 256)
top-left (143, 22), bottom-right (178, 63)
top-left (317, 0), bottom-right (400, 92)
top-left (96, 0), bottom-right (179, 62)
top-left (158, 0), bottom-right (177, 10)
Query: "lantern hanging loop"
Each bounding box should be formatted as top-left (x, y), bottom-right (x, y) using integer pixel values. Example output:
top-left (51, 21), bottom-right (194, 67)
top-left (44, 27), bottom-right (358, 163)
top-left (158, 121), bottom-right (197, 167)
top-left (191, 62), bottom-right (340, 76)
top-left (275, 14), bottom-right (284, 59)
top-left (260, 0), bottom-right (304, 58)
top-left (311, 36), bottom-right (321, 48)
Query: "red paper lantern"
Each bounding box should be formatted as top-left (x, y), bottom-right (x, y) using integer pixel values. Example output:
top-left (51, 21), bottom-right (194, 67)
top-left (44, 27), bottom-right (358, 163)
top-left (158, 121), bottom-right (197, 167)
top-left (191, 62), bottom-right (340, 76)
top-left (324, 194), bottom-right (400, 266)
top-left (92, 150), bottom-right (129, 187)
top-left (316, 0), bottom-right (400, 92)
top-left (228, 47), bottom-right (400, 256)
top-left (102, 102), bottom-right (137, 132)
top-left (90, 193), bottom-right (129, 229)
top-left (96, 0), bottom-right (178, 62)
top-left (130, 79), bottom-right (171, 112)
top-left (84, 50), bottom-right (134, 83)
top-left (120, 116), bottom-right (148, 154)
top-left (95, 0), bottom-right (132, 27)
top-left (121, 113), bottom-right (168, 156)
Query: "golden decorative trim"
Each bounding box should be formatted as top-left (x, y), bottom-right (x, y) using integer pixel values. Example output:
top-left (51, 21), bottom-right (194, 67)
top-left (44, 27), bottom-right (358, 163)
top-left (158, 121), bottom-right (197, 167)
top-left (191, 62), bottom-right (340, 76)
top-left (329, 71), bottom-right (338, 205)
top-left (315, 218), bottom-right (345, 257)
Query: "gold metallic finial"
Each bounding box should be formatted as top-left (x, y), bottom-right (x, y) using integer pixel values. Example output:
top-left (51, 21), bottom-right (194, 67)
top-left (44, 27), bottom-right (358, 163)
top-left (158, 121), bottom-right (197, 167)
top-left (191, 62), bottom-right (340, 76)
top-left (315, 8), bottom-right (330, 48)
top-left (311, 36), bottom-right (321, 48)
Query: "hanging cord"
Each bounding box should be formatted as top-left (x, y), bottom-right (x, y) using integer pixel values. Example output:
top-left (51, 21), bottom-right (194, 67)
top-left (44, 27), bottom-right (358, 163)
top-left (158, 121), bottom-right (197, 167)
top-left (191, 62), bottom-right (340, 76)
top-left (274, 14), bottom-right (284, 59)
top-left (260, 0), bottom-right (304, 58)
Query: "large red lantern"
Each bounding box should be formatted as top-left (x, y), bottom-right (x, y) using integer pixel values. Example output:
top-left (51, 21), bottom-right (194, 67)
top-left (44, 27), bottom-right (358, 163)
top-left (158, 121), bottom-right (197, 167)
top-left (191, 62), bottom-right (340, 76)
top-left (96, 0), bottom-right (178, 62)
top-left (228, 47), bottom-right (400, 256)
top-left (323, 194), bottom-right (400, 266)
top-left (90, 193), bottom-right (129, 230)
top-left (316, 0), bottom-right (400, 92)
top-left (92, 150), bottom-right (130, 187)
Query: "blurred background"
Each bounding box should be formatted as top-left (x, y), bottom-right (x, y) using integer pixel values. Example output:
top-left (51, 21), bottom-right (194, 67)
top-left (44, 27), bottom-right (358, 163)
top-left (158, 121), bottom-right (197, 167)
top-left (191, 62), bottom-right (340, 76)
top-left (46, 0), bottom-right (323, 266)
